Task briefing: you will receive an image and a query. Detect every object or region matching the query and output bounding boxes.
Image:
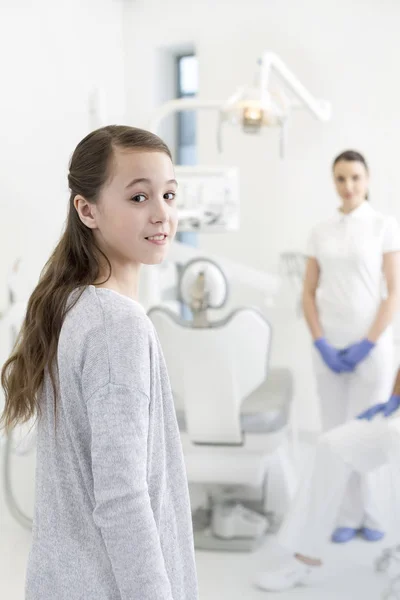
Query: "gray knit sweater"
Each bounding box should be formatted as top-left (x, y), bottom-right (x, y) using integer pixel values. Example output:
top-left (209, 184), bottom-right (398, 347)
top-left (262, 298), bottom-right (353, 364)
top-left (25, 285), bottom-right (198, 600)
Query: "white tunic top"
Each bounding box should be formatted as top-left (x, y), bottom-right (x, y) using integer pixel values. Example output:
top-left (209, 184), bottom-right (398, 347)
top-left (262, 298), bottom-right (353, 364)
top-left (307, 202), bottom-right (400, 344)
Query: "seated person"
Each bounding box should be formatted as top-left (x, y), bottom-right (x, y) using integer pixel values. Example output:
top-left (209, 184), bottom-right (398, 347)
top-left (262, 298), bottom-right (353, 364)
top-left (255, 367), bottom-right (400, 592)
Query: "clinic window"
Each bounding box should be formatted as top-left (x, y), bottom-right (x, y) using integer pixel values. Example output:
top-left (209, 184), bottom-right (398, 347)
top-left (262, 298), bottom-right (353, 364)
top-left (176, 54), bottom-right (198, 166)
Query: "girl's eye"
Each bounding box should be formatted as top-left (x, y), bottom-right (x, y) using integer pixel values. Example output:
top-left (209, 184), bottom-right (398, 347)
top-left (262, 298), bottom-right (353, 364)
top-left (131, 194), bottom-right (146, 203)
top-left (164, 192), bottom-right (176, 201)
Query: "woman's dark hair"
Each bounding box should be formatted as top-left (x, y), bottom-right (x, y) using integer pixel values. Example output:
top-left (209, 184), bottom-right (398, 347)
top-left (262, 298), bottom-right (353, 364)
top-left (1, 125), bottom-right (172, 433)
top-left (332, 150), bottom-right (369, 200)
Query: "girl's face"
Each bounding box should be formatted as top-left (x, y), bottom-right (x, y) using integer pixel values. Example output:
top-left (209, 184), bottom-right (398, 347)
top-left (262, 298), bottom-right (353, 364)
top-left (333, 160), bottom-right (369, 209)
top-left (88, 148), bottom-right (178, 268)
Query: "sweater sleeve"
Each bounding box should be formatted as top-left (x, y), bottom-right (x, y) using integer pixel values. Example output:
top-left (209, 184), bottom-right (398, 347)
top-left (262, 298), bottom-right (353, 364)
top-left (83, 296), bottom-right (173, 599)
top-left (87, 382), bottom-right (173, 600)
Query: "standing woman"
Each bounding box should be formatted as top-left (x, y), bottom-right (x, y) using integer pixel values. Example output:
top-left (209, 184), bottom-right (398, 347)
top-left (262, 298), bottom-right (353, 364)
top-left (1, 126), bottom-right (198, 600)
top-left (302, 150), bottom-right (400, 543)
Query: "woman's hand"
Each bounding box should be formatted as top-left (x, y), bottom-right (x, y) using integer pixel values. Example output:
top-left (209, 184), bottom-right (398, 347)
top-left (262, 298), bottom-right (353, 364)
top-left (357, 395), bottom-right (400, 420)
top-left (314, 338), bottom-right (354, 373)
top-left (339, 339), bottom-right (376, 369)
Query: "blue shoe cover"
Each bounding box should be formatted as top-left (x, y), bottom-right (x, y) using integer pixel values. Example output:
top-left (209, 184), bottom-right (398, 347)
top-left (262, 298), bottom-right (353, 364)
top-left (331, 527), bottom-right (357, 543)
top-left (361, 528), bottom-right (385, 542)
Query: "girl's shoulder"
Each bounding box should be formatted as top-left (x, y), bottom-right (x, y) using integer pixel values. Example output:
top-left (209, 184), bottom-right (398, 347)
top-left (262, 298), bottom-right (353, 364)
top-left (62, 285), bottom-right (152, 347)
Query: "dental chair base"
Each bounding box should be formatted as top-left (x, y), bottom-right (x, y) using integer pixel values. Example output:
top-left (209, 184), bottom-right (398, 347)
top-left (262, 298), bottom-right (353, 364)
top-left (185, 431), bottom-right (295, 552)
top-left (193, 503), bottom-right (269, 552)
top-left (211, 501), bottom-right (269, 539)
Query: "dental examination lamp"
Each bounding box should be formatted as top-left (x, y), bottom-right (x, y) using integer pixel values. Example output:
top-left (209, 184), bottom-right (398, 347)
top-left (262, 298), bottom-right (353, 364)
top-left (219, 52), bottom-right (331, 156)
top-left (149, 51), bottom-right (331, 159)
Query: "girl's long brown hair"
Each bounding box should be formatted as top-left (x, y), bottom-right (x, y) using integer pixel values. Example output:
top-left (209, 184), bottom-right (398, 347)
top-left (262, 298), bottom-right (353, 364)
top-left (1, 125), bottom-right (171, 433)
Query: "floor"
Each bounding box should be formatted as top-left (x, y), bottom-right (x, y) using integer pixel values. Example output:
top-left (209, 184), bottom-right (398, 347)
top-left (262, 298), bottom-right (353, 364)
top-left (0, 440), bottom-right (396, 600)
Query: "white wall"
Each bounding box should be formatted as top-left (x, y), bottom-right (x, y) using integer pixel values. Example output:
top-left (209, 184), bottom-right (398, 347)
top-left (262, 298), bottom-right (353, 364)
top-left (1, 0), bottom-right (399, 433)
top-left (123, 0), bottom-right (400, 432)
top-left (0, 0), bottom-right (126, 395)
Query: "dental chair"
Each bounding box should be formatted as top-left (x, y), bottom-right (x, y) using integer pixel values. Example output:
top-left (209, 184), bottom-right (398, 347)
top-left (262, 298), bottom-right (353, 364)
top-left (148, 258), bottom-right (296, 552)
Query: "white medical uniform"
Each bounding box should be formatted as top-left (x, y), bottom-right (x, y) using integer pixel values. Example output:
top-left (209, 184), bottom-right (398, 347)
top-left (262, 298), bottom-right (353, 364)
top-left (307, 201), bottom-right (400, 529)
top-left (277, 415), bottom-right (400, 558)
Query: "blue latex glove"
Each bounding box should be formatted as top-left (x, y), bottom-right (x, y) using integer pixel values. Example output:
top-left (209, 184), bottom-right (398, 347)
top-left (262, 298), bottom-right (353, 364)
top-left (339, 338), bottom-right (376, 369)
top-left (314, 338), bottom-right (354, 373)
top-left (357, 395), bottom-right (400, 421)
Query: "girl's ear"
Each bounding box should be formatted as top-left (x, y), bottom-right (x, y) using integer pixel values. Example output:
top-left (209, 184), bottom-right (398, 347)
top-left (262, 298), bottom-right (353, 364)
top-left (74, 195), bottom-right (98, 230)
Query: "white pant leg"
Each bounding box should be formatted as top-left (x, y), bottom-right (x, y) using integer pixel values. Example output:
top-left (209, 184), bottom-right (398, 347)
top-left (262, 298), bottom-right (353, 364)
top-left (337, 473), bottom-right (364, 529)
top-left (312, 349), bottom-right (350, 431)
top-left (313, 346), bottom-right (362, 528)
top-left (277, 419), bottom-right (397, 559)
top-left (338, 330), bottom-right (395, 529)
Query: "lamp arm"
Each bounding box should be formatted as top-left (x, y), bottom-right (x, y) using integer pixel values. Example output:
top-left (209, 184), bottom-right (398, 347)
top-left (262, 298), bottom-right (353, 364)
top-left (148, 98), bottom-right (223, 137)
top-left (260, 52), bottom-right (331, 121)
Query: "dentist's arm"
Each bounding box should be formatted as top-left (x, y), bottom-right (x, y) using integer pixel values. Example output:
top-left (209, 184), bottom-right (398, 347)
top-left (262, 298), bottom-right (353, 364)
top-left (367, 252), bottom-right (400, 342)
top-left (303, 258), bottom-right (350, 373)
top-left (393, 368), bottom-right (400, 397)
top-left (341, 252), bottom-right (400, 369)
top-left (302, 257), bottom-right (323, 341)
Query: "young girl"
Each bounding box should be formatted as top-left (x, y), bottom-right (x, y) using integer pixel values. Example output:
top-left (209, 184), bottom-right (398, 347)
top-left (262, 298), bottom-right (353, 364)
top-left (1, 126), bottom-right (198, 600)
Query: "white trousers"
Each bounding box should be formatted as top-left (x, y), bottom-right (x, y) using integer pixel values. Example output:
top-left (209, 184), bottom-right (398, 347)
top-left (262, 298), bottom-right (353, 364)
top-left (277, 417), bottom-right (400, 558)
top-left (313, 328), bottom-right (395, 529)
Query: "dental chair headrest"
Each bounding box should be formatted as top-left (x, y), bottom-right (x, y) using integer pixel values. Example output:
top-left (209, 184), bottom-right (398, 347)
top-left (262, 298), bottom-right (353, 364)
top-left (178, 258), bottom-right (229, 313)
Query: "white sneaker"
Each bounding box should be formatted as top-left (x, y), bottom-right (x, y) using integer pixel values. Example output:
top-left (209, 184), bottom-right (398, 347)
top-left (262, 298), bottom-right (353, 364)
top-left (255, 556), bottom-right (313, 592)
